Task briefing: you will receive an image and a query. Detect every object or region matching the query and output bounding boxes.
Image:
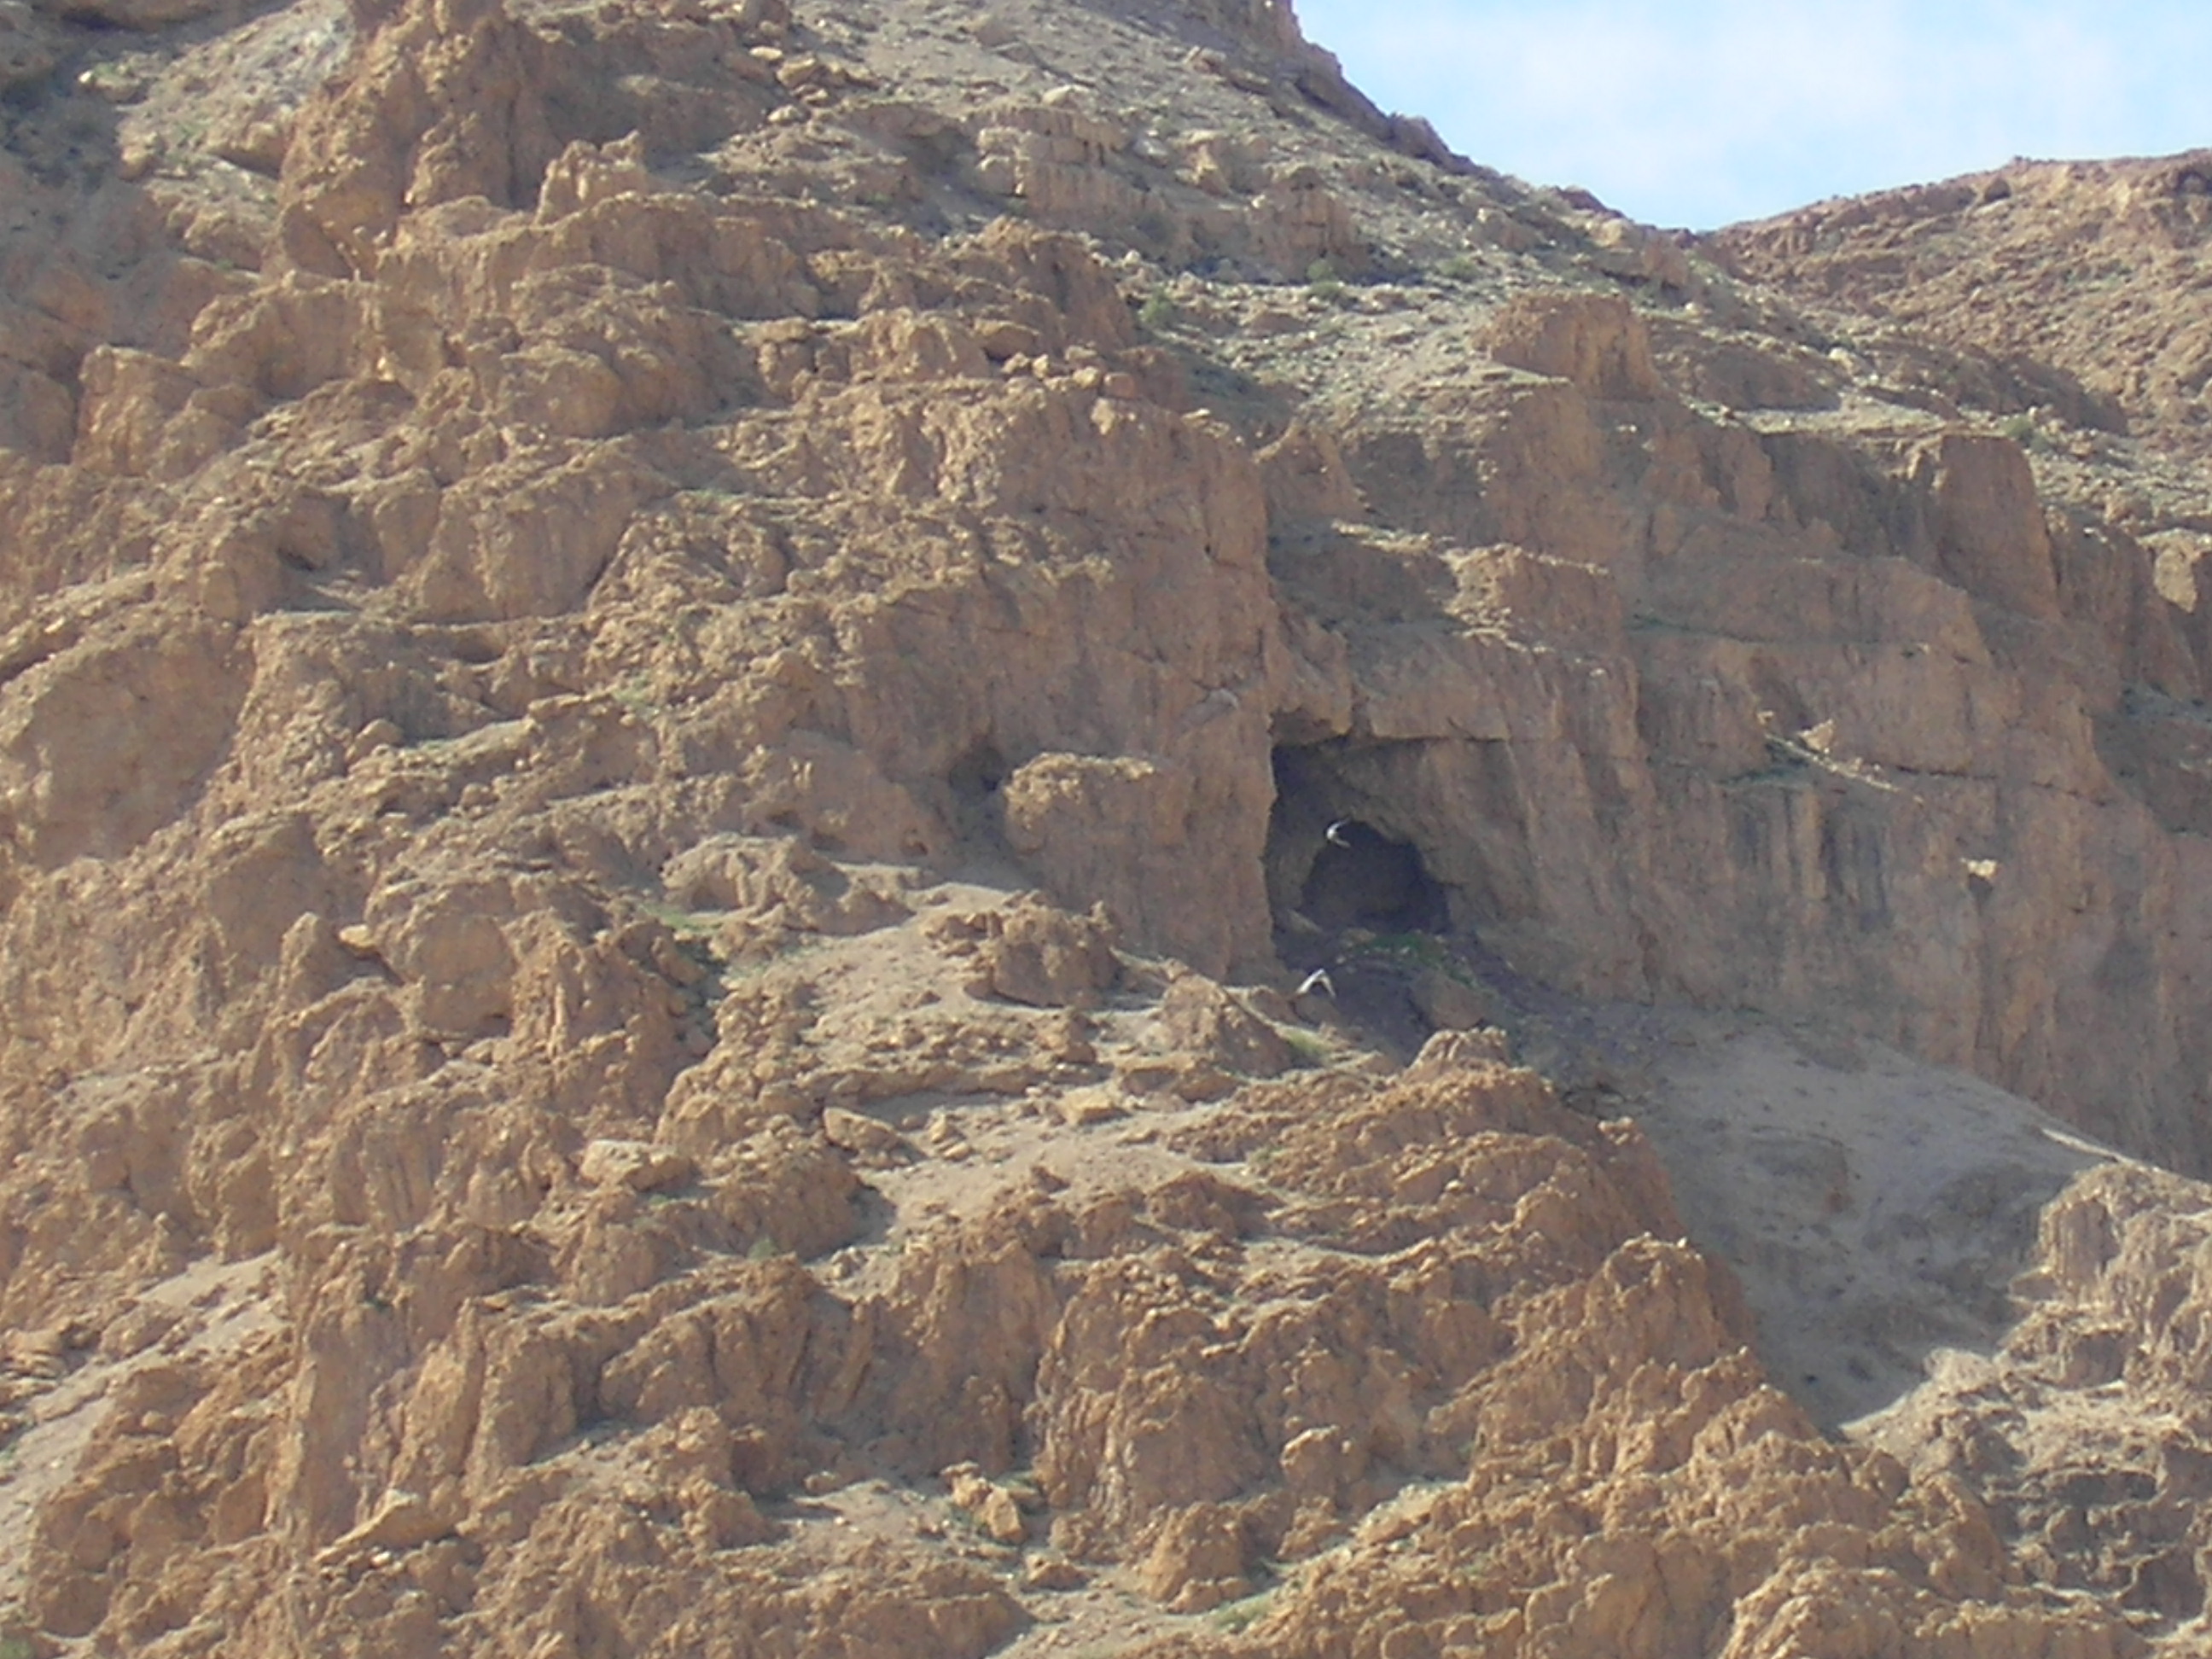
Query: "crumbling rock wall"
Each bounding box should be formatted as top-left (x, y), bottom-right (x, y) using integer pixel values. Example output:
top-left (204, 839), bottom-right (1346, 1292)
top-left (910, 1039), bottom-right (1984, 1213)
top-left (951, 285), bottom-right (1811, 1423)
top-left (3, 0), bottom-right (2212, 1650)
top-left (1857, 1158), bottom-right (2212, 1634)
top-left (1262, 288), bottom-right (2212, 1170)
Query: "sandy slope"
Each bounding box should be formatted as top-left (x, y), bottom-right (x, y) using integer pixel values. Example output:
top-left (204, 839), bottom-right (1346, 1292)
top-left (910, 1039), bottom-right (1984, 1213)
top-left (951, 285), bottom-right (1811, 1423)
top-left (1638, 1016), bottom-right (2118, 1429)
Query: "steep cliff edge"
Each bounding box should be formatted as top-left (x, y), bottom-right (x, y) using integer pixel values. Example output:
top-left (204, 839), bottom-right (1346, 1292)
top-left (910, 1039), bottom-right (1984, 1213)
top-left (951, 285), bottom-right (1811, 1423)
top-left (3, 0), bottom-right (2211, 1652)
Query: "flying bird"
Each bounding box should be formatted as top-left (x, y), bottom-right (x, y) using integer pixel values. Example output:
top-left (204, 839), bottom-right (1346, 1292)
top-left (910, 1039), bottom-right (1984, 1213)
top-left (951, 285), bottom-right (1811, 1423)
top-left (1296, 969), bottom-right (1336, 998)
top-left (1324, 819), bottom-right (1353, 847)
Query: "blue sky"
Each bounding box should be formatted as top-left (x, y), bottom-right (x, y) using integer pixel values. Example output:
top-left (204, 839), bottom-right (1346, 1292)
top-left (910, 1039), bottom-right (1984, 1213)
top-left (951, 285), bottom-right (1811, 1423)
top-left (1291, 1), bottom-right (2212, 230)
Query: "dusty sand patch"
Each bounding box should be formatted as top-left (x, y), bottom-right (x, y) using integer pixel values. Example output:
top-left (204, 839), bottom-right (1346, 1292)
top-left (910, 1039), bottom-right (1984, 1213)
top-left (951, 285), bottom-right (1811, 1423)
top-left (1636, 1018), bottom-right (2116, 1429)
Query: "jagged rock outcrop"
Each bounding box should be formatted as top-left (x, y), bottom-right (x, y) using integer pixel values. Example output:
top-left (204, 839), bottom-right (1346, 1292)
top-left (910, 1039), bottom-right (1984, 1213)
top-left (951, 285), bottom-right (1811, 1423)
top-left (1857, 1157), bottom-right (2212, 1634)
top-left (3, 0), bottom-right (2212, 1651)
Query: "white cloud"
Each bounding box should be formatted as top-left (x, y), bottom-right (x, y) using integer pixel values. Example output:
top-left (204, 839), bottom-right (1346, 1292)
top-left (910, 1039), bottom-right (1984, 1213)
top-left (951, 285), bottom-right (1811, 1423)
top-left (1294, 0), bottom-right (2211, 226)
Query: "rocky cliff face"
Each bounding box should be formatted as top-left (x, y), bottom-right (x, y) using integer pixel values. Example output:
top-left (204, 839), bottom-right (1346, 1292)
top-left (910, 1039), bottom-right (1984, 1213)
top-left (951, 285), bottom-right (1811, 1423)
top-left (3, 0), bottom-right (2212, 1652)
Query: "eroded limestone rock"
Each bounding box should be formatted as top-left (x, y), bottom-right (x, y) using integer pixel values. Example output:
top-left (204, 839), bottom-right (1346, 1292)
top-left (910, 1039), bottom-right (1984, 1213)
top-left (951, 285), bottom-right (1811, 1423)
top-left (2, 0), bottom-right (2210, 1650)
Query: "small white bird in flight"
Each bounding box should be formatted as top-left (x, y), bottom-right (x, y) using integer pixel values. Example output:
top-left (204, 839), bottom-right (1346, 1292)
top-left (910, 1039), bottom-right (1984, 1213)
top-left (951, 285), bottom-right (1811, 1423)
top-left (1324, 819), bottom-right (1353, 847)
top-left (1296, 969), bottom-right (1336, 998)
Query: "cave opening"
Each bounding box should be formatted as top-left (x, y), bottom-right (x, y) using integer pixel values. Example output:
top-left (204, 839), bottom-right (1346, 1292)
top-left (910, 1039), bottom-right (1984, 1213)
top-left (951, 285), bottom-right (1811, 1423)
top-left (1264, 739), bottom-right (1476, 1059)
top-left (1266, 742), bottom-right (1452, 940)
top-left (947, 738), bottom-right (1007, 803)
top-left (946, 737), bottom-right (1010, 846)
top-left (1301, 818), bottom-right (1449, 933)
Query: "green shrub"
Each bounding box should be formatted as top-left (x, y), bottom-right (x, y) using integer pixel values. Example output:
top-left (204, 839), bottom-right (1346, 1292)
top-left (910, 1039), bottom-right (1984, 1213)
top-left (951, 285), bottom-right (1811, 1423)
top-left (1304, 258), bottom-right (1350, 305)
top-left (639, 897), bottom-right (716, 941)
top-left (1212, 1591), bottom-right (1277, 1633)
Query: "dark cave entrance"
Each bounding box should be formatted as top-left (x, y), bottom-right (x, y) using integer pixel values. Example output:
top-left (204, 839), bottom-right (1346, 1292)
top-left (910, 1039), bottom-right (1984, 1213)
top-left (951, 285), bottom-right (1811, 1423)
top-left (946, 737), bottom-right (1010, 847)
top-left (1266, 742), bottom-right (1452, 941)
top-left (1301, 818), bottom-right (1449, 933)
top-left (1266, 739), bottom-right (1475, 1060)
